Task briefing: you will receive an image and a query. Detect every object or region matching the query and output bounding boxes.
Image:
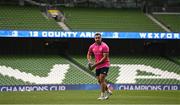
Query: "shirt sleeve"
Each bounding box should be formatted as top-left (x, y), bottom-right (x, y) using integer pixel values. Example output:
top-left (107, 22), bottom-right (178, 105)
top-left (88, 45), bottom-right (93, 54)
top-left (102, 44), bottom-right (109, 53)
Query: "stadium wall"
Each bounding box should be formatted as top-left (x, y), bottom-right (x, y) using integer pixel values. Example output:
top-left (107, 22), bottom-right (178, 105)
top-left (0, 38), bottom-right (180, 55)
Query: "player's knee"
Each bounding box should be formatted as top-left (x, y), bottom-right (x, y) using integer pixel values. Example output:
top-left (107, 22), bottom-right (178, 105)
top-left (99, 78), bottom-right (105, 84)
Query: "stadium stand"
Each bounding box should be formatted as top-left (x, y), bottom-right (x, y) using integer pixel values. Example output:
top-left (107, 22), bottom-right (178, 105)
top-left (3, 54), bottom-right (179, 85)
top-left (63, 7), bottom-right (164, 32)
top-left (71, 55), bottom-right (180, 84)
top-left (169, 56), bottom-right (180, 64)
top-left (0, 5), bottom-right (61, 30)
top-left (0, 55), bottom-right (97, 85)
top-left (0, 2), bottom-right (179, 87)
top-left (174, 56), bottom-right (180, 63)
top-left (154, 14), bottom-right (180, 32)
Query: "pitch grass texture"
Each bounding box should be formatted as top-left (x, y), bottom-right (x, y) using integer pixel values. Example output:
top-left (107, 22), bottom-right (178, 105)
top-left (0, 90), bottom-right (179, 104)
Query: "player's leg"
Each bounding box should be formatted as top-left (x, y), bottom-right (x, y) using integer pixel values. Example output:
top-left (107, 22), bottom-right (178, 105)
top-left (99, 67), bottom-right (108, 92)
top-left (100, 67), bottom-right (112, 99)
top-left (96, 76), bottom-right (101, 85)
top-left (96, 76), bottom-right (105, 100)
top-left (99, 73), bottom-right (107, 94)
top-left (97, 75), bottom-right (106, 100)
top-left (96, 76), bottom-right (102, 94)
top-left (96, 70), bottom-right (105, 100)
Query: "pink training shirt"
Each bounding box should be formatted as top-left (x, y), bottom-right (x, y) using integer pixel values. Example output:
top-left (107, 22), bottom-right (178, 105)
top-left (88, 42), bottom-right (110, 70)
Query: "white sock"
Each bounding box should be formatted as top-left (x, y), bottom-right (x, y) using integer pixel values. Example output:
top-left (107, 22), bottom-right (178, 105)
top-left (101, 92), bottom-right (105, 97)
top-left (107, 89), bottom-right (111, 93)
top-left (107, 84), bottom-right (112, 93)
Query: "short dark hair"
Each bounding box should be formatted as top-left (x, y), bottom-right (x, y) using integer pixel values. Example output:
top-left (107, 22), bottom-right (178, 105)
top-left (95, 33), bottom-right (101, 36)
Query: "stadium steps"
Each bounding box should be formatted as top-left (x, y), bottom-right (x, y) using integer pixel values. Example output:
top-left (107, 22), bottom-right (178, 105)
top-left (172, 56), bottom-right (180, 64)
top-left (71, 55), bottom-right (180, 84)
top-left (0, 64), bottom-right (69, 84)
top-left (0, 5), bottom-right (61, 30)
top-left (62, 8), bottom-right (164, 32)
top-left (153, 14), bottom-right (180, 32)
top-left (146, 14), bottom-right (171, 32)
top-left (64, 54), bottom-right (95, 77)
top-left (0, 55), bottom-right (97, 86)
top-left (165, 56), bottom-right (180, 66)
top-left (64, 54), bottom-right (116, 84)
top-left (69, 55), bottom-right (123, 83)
top-left (110, 56), bottom-right (180, 84)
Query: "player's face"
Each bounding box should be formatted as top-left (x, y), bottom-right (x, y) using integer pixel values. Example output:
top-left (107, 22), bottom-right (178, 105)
top-left (94, 35), bottom-right (102, 44)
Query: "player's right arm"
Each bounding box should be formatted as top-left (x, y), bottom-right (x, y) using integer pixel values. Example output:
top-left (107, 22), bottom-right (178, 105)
top-left (87, 53), bottom-right (91, 62)
top-left (87, 45), bottom-right (93, 63)
top-left (87, 51), bottom-right (92, 63)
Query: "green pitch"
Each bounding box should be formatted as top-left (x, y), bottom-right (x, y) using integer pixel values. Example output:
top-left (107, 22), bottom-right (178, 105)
top-left (0, 90), bottom-right (179, 104)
